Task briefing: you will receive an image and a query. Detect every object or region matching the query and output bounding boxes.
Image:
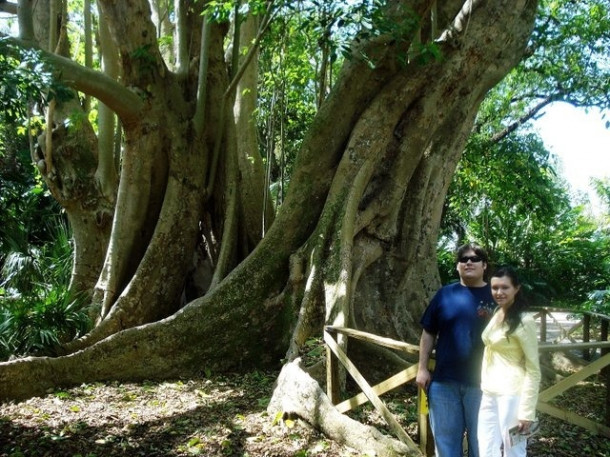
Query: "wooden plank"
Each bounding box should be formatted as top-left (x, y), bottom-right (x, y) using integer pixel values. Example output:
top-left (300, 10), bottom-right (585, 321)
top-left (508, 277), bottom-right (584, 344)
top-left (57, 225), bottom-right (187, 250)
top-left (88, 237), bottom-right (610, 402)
top-left (335, 361), bottom-right (436, 414)
top-left (538, 341), bottom-right (610, 353)
top-left (546, 311), bottom-right (583, 344)
top-left (531, 307), bottom-right (578, 313)
top-left (326, 337), bottom-right (341, 405)
top-left (323, 331), bottom-right (422, 453)
top-left (538, 352), bottom-right (610, 402)
top-left (565, 321), bottom-right (583, 338)
top-left (537, 401), bottom-right (610, 438)
top-left (326, 326), bottom-right (420, 354)
top-left (562, 321), bottom-right (582, 346)
top-left (335, 364), bottom-right (418, 413)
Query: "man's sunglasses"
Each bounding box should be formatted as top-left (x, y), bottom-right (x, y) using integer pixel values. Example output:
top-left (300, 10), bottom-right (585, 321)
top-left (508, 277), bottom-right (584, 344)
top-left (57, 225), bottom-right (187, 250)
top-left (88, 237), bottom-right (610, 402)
top-left (458, 256), bottom-right (483, 263)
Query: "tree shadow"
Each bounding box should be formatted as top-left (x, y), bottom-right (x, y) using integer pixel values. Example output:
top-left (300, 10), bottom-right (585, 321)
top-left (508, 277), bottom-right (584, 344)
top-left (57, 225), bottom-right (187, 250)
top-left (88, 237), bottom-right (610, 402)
top-left (0, 376), bottom-right (277, 457)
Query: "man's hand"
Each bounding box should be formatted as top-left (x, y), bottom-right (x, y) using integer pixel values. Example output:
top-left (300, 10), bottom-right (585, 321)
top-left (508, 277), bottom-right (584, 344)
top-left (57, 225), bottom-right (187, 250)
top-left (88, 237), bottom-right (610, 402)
top-left (416, 367), bottom-right (431, 391)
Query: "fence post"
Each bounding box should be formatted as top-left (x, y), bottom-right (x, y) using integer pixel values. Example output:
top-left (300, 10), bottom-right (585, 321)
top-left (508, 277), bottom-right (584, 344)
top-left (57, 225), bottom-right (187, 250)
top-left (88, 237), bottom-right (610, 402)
top-left (326, 331), bottom-right (341, 405)
top-left (540, 309), bottom-right (547, 343)
top-left (583, 314), bottom-right (591, 360)
top-left (601, 318), bottom-right (609, 426)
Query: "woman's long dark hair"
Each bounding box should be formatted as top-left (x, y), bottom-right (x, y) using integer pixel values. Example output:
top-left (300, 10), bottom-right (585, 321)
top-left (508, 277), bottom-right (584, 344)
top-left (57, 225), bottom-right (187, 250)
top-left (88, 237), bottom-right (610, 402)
top-left (492, 266), bottom-right (527, 338)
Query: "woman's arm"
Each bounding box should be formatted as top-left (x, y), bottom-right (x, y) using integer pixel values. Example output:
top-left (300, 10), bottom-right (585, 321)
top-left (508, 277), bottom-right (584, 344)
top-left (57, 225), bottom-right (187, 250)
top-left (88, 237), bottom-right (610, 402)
top-left (517, 314), bottom-right (541, 422)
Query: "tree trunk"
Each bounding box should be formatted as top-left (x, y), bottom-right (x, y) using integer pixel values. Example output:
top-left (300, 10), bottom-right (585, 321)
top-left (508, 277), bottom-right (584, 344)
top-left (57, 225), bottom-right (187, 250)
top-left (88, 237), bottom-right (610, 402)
top-left (234, 13), bottom-right (276, 248)
top-left (27, 0), bottom-right (114, 300)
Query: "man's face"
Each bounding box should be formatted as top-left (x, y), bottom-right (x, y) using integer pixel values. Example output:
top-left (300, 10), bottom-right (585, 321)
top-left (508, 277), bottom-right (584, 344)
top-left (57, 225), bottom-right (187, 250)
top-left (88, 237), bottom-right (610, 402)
top-left (456, 249), bottom-right (487, 285)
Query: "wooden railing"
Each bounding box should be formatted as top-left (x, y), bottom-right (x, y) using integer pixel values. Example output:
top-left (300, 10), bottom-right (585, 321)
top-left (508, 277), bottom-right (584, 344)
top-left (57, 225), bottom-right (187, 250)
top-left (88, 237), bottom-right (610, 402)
top-left (533, 307), bottom-right (610, 434)
top-left (325, 307), bottom-right (610, 457)
top-left (324, 327), bottom-right (424, 455)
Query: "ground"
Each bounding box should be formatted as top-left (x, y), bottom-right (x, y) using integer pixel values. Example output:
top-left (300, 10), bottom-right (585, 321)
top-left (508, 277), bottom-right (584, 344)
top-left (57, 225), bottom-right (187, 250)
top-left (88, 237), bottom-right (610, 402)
top-left (0, 370), bottom-right (608, 457)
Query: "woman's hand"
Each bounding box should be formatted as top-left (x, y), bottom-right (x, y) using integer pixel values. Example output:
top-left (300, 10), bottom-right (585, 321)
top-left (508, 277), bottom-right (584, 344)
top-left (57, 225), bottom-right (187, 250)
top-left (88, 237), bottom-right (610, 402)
top-left (518, 420), bottom-right (533, 433)
top-left (518, 419), bottom-right (539, 435)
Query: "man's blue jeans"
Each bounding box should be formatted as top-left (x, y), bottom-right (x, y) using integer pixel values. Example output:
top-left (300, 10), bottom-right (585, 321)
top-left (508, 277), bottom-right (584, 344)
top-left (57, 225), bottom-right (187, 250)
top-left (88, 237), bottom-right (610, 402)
top-left (428, 380), bottom-right (481, 457)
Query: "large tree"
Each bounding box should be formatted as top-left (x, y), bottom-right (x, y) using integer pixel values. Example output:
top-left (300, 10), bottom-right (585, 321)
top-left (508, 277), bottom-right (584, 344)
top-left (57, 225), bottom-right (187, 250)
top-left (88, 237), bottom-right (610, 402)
top-left (0, 0), bottom-right (539, 453)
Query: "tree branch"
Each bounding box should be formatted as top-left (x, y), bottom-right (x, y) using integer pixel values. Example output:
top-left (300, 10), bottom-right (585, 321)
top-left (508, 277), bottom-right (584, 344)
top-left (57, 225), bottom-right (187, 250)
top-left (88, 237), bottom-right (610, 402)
top-left (193, 14), bottom-right (211, 138)
top-left (0, 0), bottom-right (17, 15)
top-left (173, 0), bottom-right (189, 74)
top-left (224, 0), bottom-right (275, 99)
top-left (16, 0), bottom-right (34, 40)
top-left (2, 35), bottom-right (144, 125)
top-left (488, 95), bottom-right (557, 144)
top-left (203, 0), bottom-right (276, 199)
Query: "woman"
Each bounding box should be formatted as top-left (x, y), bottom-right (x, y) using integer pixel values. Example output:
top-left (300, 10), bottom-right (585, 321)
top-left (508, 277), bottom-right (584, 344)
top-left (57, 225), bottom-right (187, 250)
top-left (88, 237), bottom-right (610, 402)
top-left (478, 267), bottom-right (541, 457)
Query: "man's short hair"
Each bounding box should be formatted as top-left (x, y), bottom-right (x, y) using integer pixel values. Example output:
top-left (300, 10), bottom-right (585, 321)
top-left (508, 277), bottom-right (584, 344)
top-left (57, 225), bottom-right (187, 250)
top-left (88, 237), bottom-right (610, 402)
top-left (456, 242), bottom-right (488, 263)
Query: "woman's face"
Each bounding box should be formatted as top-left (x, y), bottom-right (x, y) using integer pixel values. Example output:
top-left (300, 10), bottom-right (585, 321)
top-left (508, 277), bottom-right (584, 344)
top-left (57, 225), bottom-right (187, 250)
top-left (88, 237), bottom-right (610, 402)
top-left (490, 275), bottom-right (520, 310)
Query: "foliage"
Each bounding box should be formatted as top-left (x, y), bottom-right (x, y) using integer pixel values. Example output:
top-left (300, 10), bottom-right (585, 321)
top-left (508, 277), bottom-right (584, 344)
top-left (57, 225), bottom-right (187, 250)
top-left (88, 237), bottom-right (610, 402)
top-left (438, 0), bottom-right (610, 308)
top-left (582, 289), bottom-right (610, 314)
top-left (527, 0), bottom-right (610, 109)
top-left (0, 39), bottom-right (73, 123)
top-left (592, 177), bottom-right (610, 222)
top-left (579, 179), bottom-right (610, 313)
top-left (479, 0), bottom-right (610, 132)
top-left (442, 131), bottom-right (568, 246)
top-left (439, 126), bottom-right (610, 307)
top-left (0, 138), bottom-right (89, 361)
top-left (256, 0), bottom-right (415, 205)
top-left (257, 9), bottom-right (320, 199)
top-left (522, 207), bottom-right (608, 306)
top-left (440, 131), bottom-right (562, 281)
top-left (0, 42), bottom-right (46, 122)
top-left (0, 216), bottom-right (90, 361)
top-left (0, 289), bottom-right (89, 361)
top-left (1, 216), bottom-right (72, 294)
top-left (0, 126), bottom-right (58, 263)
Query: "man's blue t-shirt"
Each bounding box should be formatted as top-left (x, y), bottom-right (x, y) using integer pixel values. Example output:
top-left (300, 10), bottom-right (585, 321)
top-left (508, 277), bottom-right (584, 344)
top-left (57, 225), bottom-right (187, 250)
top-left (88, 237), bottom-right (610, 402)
top-left (420, 282), bottom-right (495, 386)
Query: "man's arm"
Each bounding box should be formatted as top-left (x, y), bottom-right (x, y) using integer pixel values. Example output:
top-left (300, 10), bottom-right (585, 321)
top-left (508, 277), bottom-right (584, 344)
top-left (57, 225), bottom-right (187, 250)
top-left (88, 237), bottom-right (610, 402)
top-left (415, 329), bottom-right (436, 391)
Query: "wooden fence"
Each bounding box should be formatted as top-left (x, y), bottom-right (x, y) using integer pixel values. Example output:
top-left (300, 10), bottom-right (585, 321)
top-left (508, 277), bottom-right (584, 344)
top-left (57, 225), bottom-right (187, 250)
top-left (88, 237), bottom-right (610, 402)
top-left (325, 308), bottom-right (610, 456)
top-left (534, 308), bottom-right (610, 435)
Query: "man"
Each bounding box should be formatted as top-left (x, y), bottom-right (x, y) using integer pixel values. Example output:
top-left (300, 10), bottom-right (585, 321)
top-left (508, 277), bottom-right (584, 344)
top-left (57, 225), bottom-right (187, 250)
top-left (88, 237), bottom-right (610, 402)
top-left (416, 243), bottom-right (496, 457)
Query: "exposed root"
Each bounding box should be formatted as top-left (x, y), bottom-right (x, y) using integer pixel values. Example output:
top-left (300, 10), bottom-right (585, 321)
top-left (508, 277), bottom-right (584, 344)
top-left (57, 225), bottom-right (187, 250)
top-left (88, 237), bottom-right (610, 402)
top-left (268, 360), bottom-right (420, 457)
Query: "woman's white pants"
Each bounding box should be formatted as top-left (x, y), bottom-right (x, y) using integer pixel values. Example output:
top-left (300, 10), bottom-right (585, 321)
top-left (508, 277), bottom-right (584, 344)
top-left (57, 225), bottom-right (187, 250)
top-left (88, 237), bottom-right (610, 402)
top-left (478, 392), bottom-right (527, 457)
